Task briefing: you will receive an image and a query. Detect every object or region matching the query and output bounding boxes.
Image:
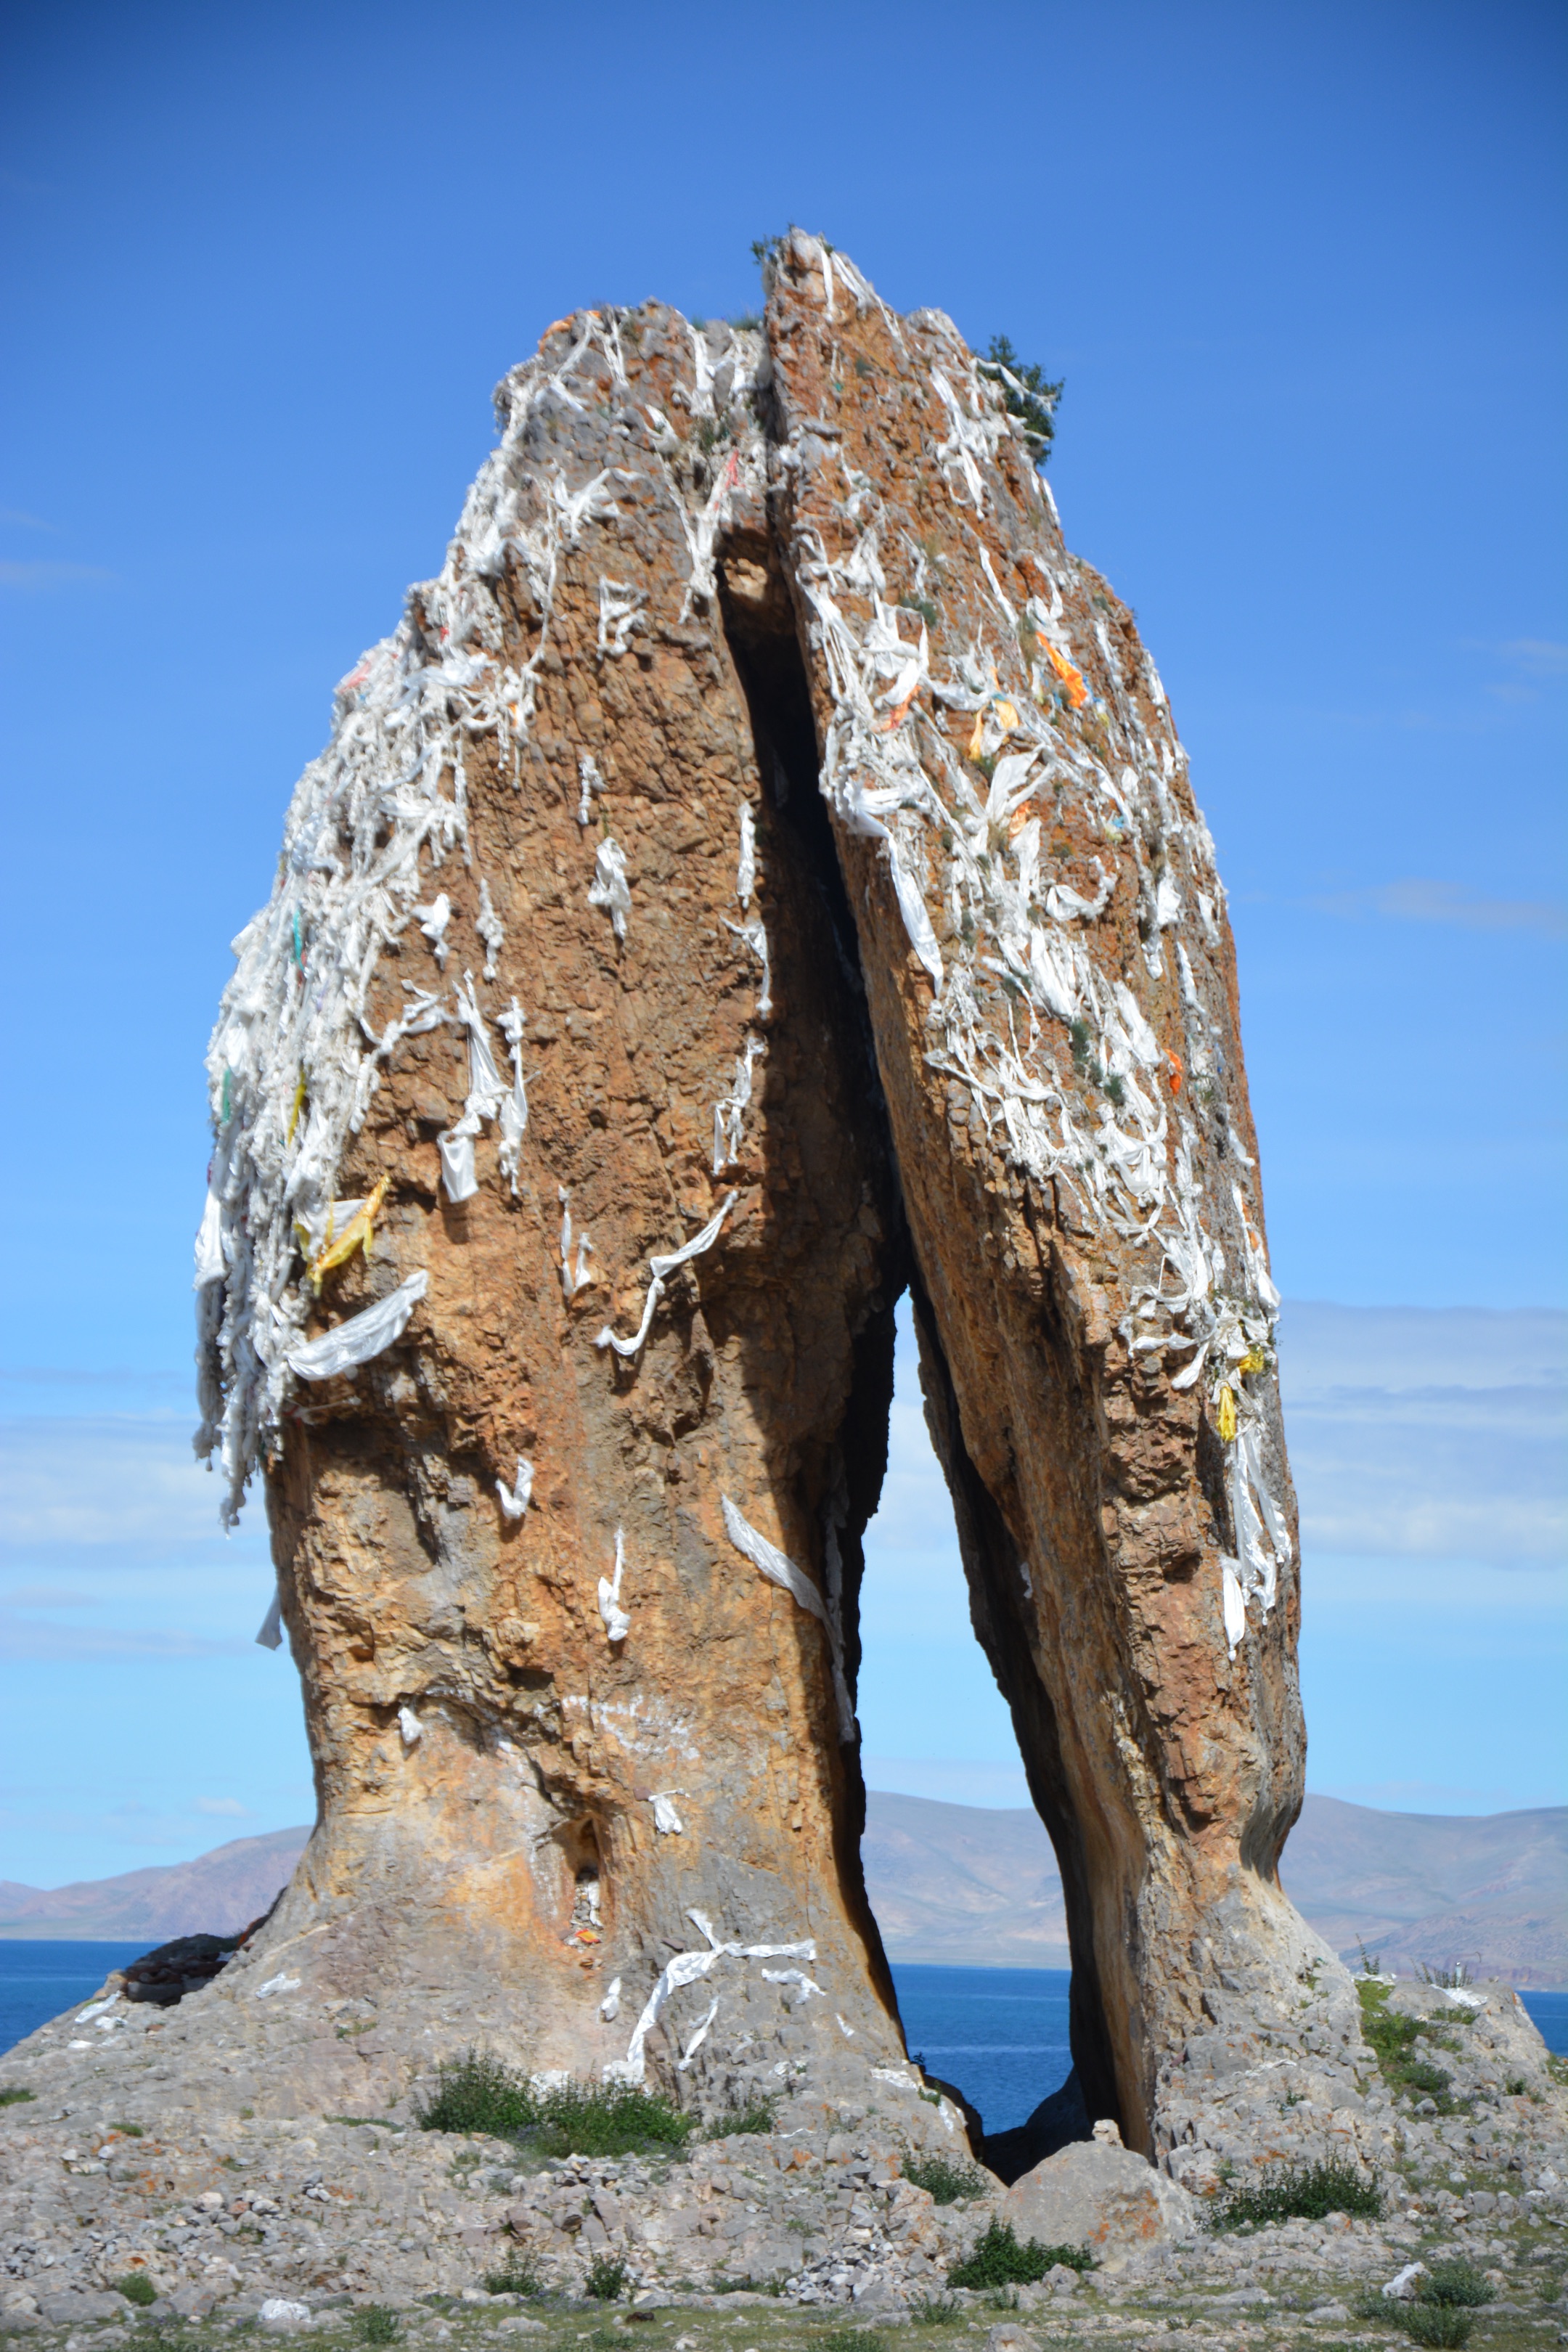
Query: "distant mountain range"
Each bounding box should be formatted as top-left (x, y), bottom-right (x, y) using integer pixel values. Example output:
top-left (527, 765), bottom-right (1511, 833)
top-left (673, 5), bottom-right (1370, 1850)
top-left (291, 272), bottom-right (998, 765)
top-left (1, 1797), bottom-right (1562, 1985)
top-left (0, 1826), bottom-right (306, 1944)
top-left (863, 1792), bottom-right (1567, 1985)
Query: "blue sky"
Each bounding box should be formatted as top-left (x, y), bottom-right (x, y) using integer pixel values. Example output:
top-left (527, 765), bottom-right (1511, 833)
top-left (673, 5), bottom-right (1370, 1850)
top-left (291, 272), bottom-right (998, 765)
top-left (0, 0), bottom-right (1564, 1885)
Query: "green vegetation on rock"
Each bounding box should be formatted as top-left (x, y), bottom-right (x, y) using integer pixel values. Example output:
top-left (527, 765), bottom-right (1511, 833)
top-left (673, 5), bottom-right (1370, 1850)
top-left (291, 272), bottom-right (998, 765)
top-left (1357, 1980), bottom-right (1463, 2110)
top-left (415, 2049), bottom-right (693, 2157)
top-left (948, 2218), bottom-right (1094, 2287)
top-left (900, 2150), bottom-right (989, 2205)
top-left (1206, 2157), bottom-right (1383, 2230)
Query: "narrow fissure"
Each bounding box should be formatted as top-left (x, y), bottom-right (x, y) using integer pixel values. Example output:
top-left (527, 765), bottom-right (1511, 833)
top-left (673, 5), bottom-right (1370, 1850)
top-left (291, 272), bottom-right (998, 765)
top-left (716, 525), bottom-right (1112, 2180)
top-left (906, 1274), bottom-right (1116, 2178)
top-left (715, 522), bottom-right (907, 2033)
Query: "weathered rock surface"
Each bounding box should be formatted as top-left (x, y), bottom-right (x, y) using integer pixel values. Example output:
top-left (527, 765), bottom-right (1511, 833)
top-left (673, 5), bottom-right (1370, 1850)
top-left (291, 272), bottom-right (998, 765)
top-left (1002, 2139), bottom-right (1196, 2269)
top-left (7, 235), bottom-right (1432, 2179)
top-left (1, 1980), bottom-right (1564, 2338)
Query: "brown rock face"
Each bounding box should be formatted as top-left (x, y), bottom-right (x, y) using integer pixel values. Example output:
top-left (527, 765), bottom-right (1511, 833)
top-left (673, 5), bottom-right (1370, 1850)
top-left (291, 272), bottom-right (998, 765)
top-left (192, 234), bottom-right (1363, 2175)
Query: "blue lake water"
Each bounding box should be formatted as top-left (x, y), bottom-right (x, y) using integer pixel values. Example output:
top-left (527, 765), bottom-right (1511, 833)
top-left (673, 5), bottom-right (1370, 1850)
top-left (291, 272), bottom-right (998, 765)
top-left (0, 1942), bottom-right (149, 2061)
top-left (2, 1945), bottom-right (1563, 2125)
top-left (890, 1962), bottom-right (1074, 2135)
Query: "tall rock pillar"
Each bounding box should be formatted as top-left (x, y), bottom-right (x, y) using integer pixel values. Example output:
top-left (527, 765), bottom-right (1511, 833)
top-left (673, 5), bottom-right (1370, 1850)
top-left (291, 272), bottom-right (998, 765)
top-left (195, 306), bottom-right (920, 2120)
top-left (761, 234), bottom-right (1359, 2175)
top-left (190, 242), bottom-right (1370, 2181)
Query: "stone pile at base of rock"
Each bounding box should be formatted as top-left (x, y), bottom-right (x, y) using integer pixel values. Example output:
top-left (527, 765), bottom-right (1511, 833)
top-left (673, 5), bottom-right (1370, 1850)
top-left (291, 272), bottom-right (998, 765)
top-left (3, 1968), bottom-right (1565, 2345)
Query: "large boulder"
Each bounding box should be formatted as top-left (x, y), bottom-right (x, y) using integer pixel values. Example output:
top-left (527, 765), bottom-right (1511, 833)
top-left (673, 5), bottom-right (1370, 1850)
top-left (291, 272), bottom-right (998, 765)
top-left (1003, 2140), bottom-right (1196, 2268)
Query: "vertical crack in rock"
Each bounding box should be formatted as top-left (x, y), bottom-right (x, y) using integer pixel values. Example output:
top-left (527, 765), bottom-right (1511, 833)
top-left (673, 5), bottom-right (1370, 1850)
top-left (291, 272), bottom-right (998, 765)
top-left (181, 241), bottom-right (1374, 2189)
top-left (759, 231), bottom-right (1363, 2186)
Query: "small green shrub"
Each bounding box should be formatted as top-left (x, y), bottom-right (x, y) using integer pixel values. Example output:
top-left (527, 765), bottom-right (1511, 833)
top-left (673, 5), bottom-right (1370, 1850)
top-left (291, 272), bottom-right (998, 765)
top-left (0, 2086), bottom-right (35, 2109)
top-left (109, 2121), bottom-right (144, 2137)
top-left (818, 2331), bottom-right (885, 2352)
top-left (910, 2293), bottom-right (959, 2324)
top-left (901, 2151), bottom-right (989, 2206)
top-left (483, 2254), bottom-right (543, 2298)
top-left (1421, 2261), bottom-right (1495, 2311)
top-left (1401, 2307), bottom-right (1474, 2349)
top-left (355, 2308), bottom-right (399, 2344)
top-left (947, 2218), bottom-right (1093, 2288)
top-left (583, 2253), bottom-right (628, 2301)
top-left (977, 337), bottom-right (1063, 462)
top-left (532, 2081), bottom-right (692, 2158)
top-left (1356, 1983), bottom-right (1462, 2105)
top-left (1206, 2158), bottom-right (1382, 2230)
top-left (415, 2051), bottom-right (533, 2138)
top-left (1404, 2061), bottom-right (1453, 2096)
top-left (1503, 2075), bottom-right (1530, 2097)
top-left (117, 2274), bottom-right (158, 2306)
top-left (705, 2094), bottom-right (777, 2139)
top-left (415, 2051), bottom-right (693, 2158)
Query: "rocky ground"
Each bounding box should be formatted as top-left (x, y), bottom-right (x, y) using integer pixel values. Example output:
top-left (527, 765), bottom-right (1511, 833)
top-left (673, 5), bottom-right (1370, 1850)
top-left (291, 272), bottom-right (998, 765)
top-left (3, 1978), bottom-right (1564, 2352)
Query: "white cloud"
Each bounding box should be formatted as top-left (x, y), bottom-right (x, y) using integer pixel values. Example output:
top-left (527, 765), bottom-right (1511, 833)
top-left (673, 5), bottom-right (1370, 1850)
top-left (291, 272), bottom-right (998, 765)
top-left (1307, 878), bottom-right (1565, 936)
top-left (0, 1413), bottom-right (258, 1548)
top-left (1497, 638), bottom-right (1568, 679)
top-left (0, 1615), bottom-right (252, 1660)
top-left (195, 1796), bottom-right (251, 1816)
top-left (1278, 1304), bottom-right (1567, 1562)
top-left (0, 558), bottom-right (113, 589)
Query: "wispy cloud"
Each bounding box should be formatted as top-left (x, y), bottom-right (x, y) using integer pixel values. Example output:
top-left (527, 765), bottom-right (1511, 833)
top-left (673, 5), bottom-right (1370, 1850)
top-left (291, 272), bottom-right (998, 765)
top-left (0, 1616), bottom-right (253, 1661)
top-left (0, 1414), bottom-right (253, 1546)
top-left (0, 1585), bottom-right (98, 1609)
top-left (1307, 877), bottom-right (1565, 937)
top-left (195, 1796), bottom-right (251, 1817)
top-left (1489, 638), bottom-right (1568, 698)
top-left (1278, 1303), bottom-right (1566, 1565)
top-left (0, 558), bottom-right (114, 591)
top-left (0, 508), bottom-right (57, 532)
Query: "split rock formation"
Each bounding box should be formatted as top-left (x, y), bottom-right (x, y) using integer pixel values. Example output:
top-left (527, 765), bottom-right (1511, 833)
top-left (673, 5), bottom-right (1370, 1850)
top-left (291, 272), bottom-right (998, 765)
top-left (188, 234), bottom-right (1368, 2186)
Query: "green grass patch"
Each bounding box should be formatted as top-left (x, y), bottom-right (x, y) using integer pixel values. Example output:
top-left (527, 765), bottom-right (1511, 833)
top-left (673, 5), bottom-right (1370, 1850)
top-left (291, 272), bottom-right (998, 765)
top-left (817, 2332), bottom-right (886, 2352)
top-left (354, 2308), bottom-right (399, 2344)
top-left (483, 2255), bottom-right (544, 2298)
top-left (416, 2051), bottom-right (534, 2137)
top-left (704, 2094), bottom-right (777, 2139)
top-left (1421, 2261), bottom-right (1495, 2309)
top-left (1357, 2294), bottom-right (1476, 2349)
top-left (116, 2274), bottom-right (158, 2306)
top-left (1206, 2157), bottom-right (1382, 2230)
top-left (909, 2294), bottom-right (960, 2325)
top-left (1357, 1981), bottom-right (1463, 2107)
top-left (583, 2253), bottom-right (628, 2302)
top-left (901, 2150), bottom-right (989, 2206)
top-left (415, 2049), bottom-right (693, 2157)
top-left (948, 2218), bottom-right (1093, 2288)
top-left (0, 2086), bottom-right (36, 2109)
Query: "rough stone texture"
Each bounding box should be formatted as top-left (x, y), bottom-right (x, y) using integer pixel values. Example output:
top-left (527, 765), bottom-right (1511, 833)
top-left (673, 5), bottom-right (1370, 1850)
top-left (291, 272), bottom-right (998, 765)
top-left (1001, 2141), bottom-right (1196, 2269)
top-left (191, 300), bottom-right (920, 2123)
top-left (4, 237), bottom-right (1487, 2186)
top-left (0, 1975), bottom-right (1564, 2336)
top-left (758, 234), bottom-right (1344, 2178)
